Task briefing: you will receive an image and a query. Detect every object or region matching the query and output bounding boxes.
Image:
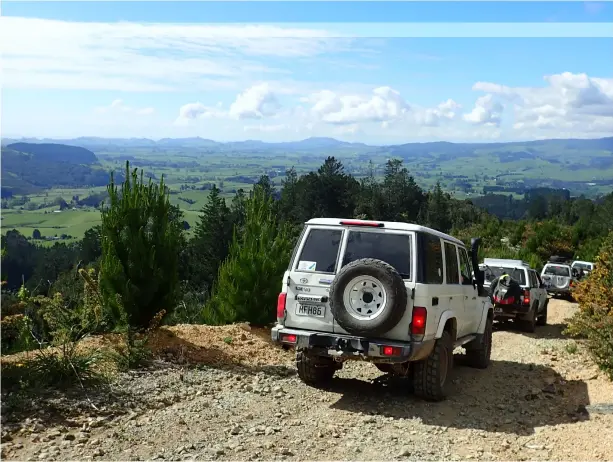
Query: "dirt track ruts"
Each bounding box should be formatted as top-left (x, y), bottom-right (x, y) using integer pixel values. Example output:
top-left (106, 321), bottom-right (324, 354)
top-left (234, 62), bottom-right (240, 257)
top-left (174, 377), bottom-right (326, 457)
top-left (2, 298), bottom-right (613, 461)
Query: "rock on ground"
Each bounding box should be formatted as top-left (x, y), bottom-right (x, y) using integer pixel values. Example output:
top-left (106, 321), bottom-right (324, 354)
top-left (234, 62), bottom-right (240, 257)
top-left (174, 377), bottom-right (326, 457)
top-left (2, 299), bottom-right (613, 461)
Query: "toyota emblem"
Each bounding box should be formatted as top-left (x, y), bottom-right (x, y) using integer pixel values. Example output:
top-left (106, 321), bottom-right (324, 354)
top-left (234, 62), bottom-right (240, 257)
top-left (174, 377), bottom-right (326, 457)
top-left (300, 278), bottom-right (309, 284)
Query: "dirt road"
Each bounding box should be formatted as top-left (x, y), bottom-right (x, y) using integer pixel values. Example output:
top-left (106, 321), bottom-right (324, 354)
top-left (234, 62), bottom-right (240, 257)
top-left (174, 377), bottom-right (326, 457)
top-left (2, 299), bottom-right (613, 461)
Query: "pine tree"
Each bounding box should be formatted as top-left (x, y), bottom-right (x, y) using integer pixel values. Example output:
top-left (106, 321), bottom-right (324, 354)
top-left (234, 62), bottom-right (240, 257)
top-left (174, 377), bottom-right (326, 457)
top-left (189, 185), bottom-right (232, 290)
top-left (425, 182), bottom-right (452, 232)
top-left (99, 161), bottom-right (183, 330)
top-left (205, 185), bottom-right (294, 325)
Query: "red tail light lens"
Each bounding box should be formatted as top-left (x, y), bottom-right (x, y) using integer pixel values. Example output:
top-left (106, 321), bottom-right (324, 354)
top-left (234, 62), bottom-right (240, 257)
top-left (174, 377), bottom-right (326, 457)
top-left (281, 333), bottom-right (297, 344)
top-left (411, 306), bottom-right (427, 335)
top-left (523, 289), bottom-right (530, 305)
top-left (277, 293), bottom-right (287, 320)
top-left (381, 346), bottom-right (401, 356)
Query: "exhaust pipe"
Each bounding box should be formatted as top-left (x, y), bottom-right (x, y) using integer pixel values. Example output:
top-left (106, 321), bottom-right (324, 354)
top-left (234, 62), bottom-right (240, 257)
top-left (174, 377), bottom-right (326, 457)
top-left (470, 237), bottom-right (485, 296)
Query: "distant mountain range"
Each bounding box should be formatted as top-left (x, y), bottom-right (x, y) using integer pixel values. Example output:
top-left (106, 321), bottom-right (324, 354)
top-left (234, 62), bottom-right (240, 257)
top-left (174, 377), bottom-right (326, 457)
top-left (2, 135), bottom-right (612, 155)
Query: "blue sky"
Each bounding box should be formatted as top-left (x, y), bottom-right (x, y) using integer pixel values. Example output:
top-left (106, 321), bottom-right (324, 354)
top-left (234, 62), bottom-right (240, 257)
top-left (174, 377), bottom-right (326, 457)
top-left (1, 1), bottom-right (612, 143)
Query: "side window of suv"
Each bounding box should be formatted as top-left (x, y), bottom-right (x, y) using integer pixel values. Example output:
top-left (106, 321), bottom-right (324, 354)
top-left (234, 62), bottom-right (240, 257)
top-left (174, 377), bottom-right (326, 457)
top-left (459, 247), bottom-right (473, 285)
top-left (423, 234), bottom-right (443, 284)
top-left (444, 242), bottom-right (460, 284)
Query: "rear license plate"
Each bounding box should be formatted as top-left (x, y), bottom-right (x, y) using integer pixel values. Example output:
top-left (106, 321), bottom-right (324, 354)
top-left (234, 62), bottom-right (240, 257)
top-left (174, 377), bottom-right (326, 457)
top-left (494, 306), bottom-right (503, 314)
top-left (296, 304), bottom-right (325, 318)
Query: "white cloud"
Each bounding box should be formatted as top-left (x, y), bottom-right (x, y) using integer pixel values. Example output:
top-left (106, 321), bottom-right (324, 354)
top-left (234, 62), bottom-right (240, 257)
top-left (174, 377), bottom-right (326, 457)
top-left (95, 99), bottom-right (155, 116)
top-left (229, 83), bottom-right (281, 119)
top-left (171, 72), bottom-right (613, 140)
top-left (176, 83), bottom-right (282, 124)
top-left (303, 86), bottom-right (410, 125)
top-left (0, 17), bottom-right (354, 92)
top-left (463, 94), bottom-right (503, 126)
top-left (473, 72), bottom-right (613, 136)
top-left (415, 99), bottom-right (462, 126)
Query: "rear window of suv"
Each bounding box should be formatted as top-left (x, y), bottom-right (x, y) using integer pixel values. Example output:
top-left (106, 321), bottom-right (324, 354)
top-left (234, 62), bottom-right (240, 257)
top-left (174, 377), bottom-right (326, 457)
top-left (544, 265), bottom-right (571, 277)
top-left (296, 228), bottom-right (342, 273)
top-left (295, 227), bottom-right (412, 278)
top-left (483, 266), bottom-right (527, 286)
top-left (341, 231), bottom-right (411, 279)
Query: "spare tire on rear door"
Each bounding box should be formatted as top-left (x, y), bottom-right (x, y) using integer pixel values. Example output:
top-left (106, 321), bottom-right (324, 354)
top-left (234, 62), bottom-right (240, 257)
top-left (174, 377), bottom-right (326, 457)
top-left (329, 258), bottom-right (408, 336)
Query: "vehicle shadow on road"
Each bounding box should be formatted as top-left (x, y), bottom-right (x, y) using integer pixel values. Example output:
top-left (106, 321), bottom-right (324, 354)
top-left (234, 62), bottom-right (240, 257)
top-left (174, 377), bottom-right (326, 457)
top-left (328, 357), bottom-right (590, 436)
top-left (494, 320), bottom-right (574, 340)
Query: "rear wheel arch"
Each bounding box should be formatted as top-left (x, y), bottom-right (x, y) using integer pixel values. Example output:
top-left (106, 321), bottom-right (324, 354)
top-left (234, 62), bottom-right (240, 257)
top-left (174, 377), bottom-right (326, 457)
top-left (436, 316), bottom-right (457, 341)
top-left (444, 318), bottom-right (457, 342)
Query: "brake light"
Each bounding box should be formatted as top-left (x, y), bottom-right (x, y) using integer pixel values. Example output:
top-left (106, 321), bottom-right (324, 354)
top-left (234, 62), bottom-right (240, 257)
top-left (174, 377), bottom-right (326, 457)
top-left (280, 333), bottom-right (297, 344)
top-left (381, 346), bottom-right (401, 356)
top-left (411, 306), bottom-right (427, 335)
top-left (523, 289), bottom-right (530, 306)
top-left (277, 293), bottom-right (287, 321)
top-left (340, 220), bottom-right (384, 228)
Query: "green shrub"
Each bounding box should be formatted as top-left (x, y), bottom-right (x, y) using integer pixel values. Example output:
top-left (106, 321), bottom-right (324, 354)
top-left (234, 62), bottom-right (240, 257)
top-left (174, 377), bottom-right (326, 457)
top-left (566, 231), bottom-right (613, 380)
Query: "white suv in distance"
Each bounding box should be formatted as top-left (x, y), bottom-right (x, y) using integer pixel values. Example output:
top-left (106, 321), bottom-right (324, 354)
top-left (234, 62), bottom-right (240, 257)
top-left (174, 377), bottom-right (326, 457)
top-left (571, 260), bottom-right (594, 277)
top-left (479, 258), bottom-right (549, 332)
top-left (541, 262), bottom-right (574, 299)
top-left (272, 218), bottom-right (494, 401)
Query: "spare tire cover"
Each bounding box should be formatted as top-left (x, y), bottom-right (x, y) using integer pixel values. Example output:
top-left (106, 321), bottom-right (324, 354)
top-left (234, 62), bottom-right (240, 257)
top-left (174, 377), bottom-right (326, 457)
top-left (329, 258), bottom-right (408, 336)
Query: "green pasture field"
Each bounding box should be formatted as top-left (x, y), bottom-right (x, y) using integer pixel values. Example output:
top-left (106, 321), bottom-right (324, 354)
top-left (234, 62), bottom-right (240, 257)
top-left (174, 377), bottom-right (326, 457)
top-left (3, 145), bottom-right (612, 241)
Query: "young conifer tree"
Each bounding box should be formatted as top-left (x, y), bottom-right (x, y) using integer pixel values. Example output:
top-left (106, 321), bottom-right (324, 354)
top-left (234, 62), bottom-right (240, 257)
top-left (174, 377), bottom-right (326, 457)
top-left (205, 185), bottom-right (293, 325)
top-left (99, 161), bottom-right (183, 330)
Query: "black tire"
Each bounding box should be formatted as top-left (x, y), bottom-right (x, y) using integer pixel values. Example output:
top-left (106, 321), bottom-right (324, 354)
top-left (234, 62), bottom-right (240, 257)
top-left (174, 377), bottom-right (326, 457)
top-left (518, 304), bottom-right (537, 333)
top-left (465, 317), bottom-right (492, 369)
top-left (329, 258), bottom-right (407, 336)
top-left (413, 331), bottom-right (453, 401)
top-left (296, 350), bottom-right (337, 386)
top-left (536, 299), bottom-right (548, 326)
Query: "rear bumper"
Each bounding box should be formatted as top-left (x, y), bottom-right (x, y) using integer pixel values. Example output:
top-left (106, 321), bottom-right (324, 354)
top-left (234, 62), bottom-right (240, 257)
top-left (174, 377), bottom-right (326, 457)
top-left (493, 302), bottom-right (531, 319)
top-left (271, 325), bottom-right (435, 363)
top-left (546, 287), bottom-right (571, 295)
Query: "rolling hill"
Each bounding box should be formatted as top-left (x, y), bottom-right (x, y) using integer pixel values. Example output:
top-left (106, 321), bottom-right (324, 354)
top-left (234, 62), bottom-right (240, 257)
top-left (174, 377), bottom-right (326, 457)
top-left (1, 143), bottom-right (116, 197)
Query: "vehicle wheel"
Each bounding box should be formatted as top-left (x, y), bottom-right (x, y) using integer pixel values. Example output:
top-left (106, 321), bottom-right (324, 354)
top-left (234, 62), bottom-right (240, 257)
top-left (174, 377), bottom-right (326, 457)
top-left (296, 350), bottom-right (337, 387)
top-left (518, 304), bottom-right (537, 333)
top-left (329, 258), bottom-right (407, 337)
top-left (465, 317), bottom-right (492, 369)
top-left (413, 331), bottom-right (452, 402)
top-left (536, 299), bottom-right (548, 326)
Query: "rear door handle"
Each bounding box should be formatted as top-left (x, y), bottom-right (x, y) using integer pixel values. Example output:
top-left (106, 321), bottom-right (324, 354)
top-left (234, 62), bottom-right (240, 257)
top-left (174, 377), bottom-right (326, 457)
top-left (432, 297), bottom-right (439, 306)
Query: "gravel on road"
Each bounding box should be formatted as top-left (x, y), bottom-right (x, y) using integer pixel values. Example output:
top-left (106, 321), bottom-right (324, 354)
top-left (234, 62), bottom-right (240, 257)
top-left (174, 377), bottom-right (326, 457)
top-left (2, 299), bottom-right (612, 461)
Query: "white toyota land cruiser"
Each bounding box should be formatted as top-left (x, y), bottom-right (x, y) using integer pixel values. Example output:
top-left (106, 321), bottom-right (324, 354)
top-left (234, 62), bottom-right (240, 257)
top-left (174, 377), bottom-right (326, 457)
top-left (272, 218), bottom-right (494, 401)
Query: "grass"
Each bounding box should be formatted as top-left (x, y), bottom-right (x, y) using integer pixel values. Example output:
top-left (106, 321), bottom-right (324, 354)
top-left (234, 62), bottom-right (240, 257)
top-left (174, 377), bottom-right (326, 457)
top-left (1, 207), bottom-right (102, 240)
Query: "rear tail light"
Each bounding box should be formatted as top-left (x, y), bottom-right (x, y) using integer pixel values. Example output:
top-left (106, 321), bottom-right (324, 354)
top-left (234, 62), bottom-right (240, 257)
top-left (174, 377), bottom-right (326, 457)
top-left (411, 306), bottom-right (427, 335)
top-left (381, 346), bottom-right (402, 356)
top-left (522, 289), bottom-right (530, 306)
top-left (277, 293), bottom-right (287, 321)
top-left (280, 333), bottom-right (297, 344)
